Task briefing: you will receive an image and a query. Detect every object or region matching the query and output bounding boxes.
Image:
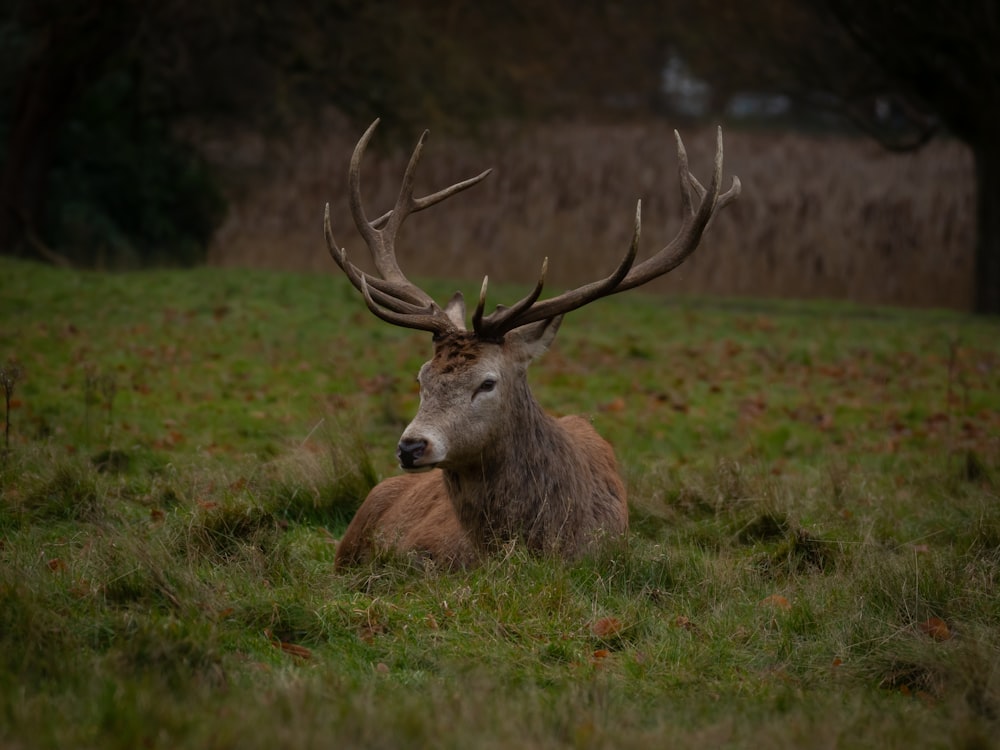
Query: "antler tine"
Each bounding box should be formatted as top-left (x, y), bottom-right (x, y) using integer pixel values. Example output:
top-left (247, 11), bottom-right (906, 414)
top-left (472, 200), bottom-right (643, 336)
top-left (383, 129), bottom-right (429, 237)
top-left (473, 257), bottom-right (551, 338)
top-left (467, 127), bottom-right (739, 338)
top-left (368, 167), bottom-right (493, 229)
top-left (325, 202), bottom-right (366, 288)
top-left (359, 276), bottom-right (454, 335)
top-left (346, 119), bottom-right (420, 298)
top-left (328, 119), bottom-right (494, 333)
top-left (345, 120), bottom-right (380, 250)
top-left (614, 126), bottom-right (741, 286)
top-left (674, 131), bottom-right (698, 213)
top-left (471, 275), bottom-right (490, 334)
top-left (326, 201), bottom-right (431, 302)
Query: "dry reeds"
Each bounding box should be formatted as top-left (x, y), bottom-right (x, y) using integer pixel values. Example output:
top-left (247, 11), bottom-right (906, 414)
top-left (200, 112), bottom-right (974, 310)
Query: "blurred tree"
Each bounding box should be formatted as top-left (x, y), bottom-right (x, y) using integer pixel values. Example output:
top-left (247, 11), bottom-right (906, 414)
top-left (0, 1), bottom-right (141, 265)
top-left (0, 0), bottom-right (670, 268)
top-left (679, 0), bottom-right (1000, 315)
top-left (0, 0), bottom-right (228, 266)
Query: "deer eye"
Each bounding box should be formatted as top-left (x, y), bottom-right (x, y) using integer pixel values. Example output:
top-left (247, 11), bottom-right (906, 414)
top-left (476, 378), bottom-right (496, 394)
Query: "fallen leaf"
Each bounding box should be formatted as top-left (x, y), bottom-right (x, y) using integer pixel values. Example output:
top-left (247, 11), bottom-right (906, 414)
top-left (47, 558), bottom-right (67, 572)
top-left (918, 617), bottom-right (952, 641)
top-left (69, 578), bottom-right (94, 598)
top-left (598, 397), bottom-right (626, 413)
top-left (359, 623), bottom-right (386, 644)
top-left (673, 615), bottom-right (698, 632)
top-left (760, 594), bottom-right (791, 610)
top-left (591, 616), bottom-right (623, 638)
top-left (375, 662), bottom-right (390, 674)
top-left (265, 628), bottom-right (312, 660)
top-left (278, 642), bottom-right (312, 660)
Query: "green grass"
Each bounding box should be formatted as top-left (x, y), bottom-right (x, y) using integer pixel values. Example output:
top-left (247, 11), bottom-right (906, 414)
top-left (1, 256), bottom-right (998, 748)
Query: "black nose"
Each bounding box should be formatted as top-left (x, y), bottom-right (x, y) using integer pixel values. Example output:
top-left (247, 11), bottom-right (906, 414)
top-left (397, 438), bottom-right (427, 468)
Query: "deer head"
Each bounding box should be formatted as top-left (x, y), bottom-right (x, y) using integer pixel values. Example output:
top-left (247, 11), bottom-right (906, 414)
top-left (324, 119), bottom-right (740, 473)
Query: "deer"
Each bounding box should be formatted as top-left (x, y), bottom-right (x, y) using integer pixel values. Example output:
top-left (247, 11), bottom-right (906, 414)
top-left (326, 119), bottom-right (740, 569)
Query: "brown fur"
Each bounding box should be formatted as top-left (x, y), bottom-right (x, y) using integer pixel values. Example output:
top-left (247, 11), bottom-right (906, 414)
top-left (334, 326), bottom-right (628, 569)
top-left (333, 471), bottom-right (476, 568)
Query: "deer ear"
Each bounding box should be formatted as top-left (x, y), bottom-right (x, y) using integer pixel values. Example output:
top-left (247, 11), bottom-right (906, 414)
top-left (443, 291), bottom-right (467, 331)
top-left (507, 315), bottom-right (563, 364)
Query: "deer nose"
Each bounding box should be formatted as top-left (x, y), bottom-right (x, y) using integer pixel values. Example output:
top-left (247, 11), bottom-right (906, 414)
top-left (397, 438), bottom-right (428, 469)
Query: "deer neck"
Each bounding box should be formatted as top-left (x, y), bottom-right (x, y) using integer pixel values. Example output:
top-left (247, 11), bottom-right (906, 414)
top-left (440, 383), bottom-right (578, 553)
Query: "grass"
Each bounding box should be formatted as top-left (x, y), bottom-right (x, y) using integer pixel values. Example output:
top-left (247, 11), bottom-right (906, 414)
top-left (1, 256), bottom-right (999, 748)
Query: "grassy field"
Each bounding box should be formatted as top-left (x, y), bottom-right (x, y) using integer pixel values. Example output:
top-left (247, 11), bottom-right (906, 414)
top-left (1, 256), bottom-right (999, 748)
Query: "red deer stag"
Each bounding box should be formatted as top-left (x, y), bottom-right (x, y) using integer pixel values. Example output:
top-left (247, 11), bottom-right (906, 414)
top-left (326, 120), bottom-right (740, 569)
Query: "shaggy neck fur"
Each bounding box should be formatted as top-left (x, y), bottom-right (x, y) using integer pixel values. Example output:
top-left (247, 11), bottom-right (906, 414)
top-left (441, 376), bottom-right (599, 556)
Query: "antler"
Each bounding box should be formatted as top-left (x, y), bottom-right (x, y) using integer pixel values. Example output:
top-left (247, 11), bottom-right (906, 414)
top-left (472, 127), bottom-right (740, 339)
top-left (327, 122), bottom-right (740, 340)
top-left (324, 118), bottom-right (491, 336)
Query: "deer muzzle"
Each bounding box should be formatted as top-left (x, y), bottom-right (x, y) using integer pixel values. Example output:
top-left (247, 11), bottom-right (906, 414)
top-left (397, 437), bottom-right (431, 471)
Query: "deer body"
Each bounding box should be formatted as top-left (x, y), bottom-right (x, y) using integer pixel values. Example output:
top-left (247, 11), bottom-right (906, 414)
top-left (335, 329), bottom-right (627, 568)
top-left (324, 119), bottom-right (739, 569)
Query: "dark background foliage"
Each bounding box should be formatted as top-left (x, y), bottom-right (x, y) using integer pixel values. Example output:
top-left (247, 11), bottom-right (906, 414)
top-left (1, 0), bottom-right (997, 312)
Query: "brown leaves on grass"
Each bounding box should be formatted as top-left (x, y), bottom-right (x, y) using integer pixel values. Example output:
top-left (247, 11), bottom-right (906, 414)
top-left (358, 622), bottom-right (387, 644)
top-left (738, 395), bottom-right (768, 425)
top-left (591, 649), bottom-right (610, 665)
top-left (590, 617), bottom-right (625, 665)
top-left (918, 617), bottom-right (953, 642)
top-left (673, 615), bottom-right (703, 635)
top-left (591, 616), bottom-right (623, 638)
top-left (597, 397), bottom-right (626, 413)
top-left (278, 642), bottom-right (313, 660)
top-left (265, 629), bottom-right (312, 660)
top-left (760, 594), bottom-right (792, 610)
top-left (151, 428), bottom-right (186, 450)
